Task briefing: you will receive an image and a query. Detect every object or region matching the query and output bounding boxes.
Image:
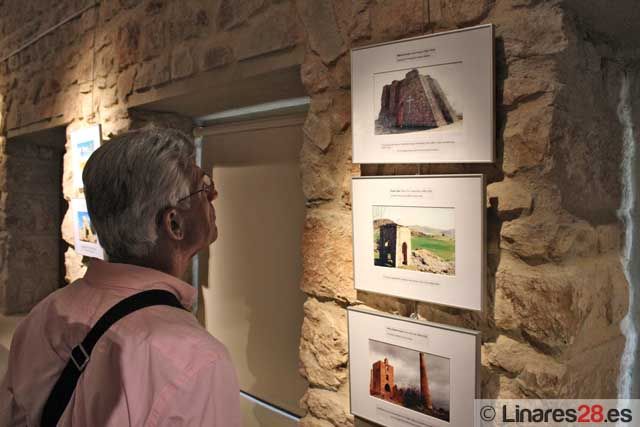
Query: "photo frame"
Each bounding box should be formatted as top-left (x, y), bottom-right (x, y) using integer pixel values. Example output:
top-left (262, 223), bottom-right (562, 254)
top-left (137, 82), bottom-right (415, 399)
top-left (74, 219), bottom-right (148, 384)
top-left (71, 124), bottom-right (102, 191)
top-left (348, 307), bottom-right (480, 427)
top-left (351, 24), bottom-right (494, 164)
top-left (352, 175), bottom-right (485, 311)
top-left (71, 198), bottom-right (104, 259)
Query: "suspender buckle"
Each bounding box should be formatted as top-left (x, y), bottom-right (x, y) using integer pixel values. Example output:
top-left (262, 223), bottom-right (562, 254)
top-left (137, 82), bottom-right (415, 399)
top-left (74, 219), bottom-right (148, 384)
top-left (70, 344), bottom-right (90, 372)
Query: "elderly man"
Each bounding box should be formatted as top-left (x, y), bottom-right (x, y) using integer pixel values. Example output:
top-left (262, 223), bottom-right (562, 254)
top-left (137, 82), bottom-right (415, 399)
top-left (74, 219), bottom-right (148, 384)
top-left (0, 128), bottom-right (241, 426)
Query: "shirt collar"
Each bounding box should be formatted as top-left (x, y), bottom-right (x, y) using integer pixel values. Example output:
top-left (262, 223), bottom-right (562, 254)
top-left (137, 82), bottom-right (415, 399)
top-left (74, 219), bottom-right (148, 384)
top-left (83, 259), bottom-right (196, 309)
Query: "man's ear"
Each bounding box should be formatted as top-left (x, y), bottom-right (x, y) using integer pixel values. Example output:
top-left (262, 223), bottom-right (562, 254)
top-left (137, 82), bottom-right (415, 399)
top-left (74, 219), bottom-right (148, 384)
top-left (160, 208), bottom-right (185, 241)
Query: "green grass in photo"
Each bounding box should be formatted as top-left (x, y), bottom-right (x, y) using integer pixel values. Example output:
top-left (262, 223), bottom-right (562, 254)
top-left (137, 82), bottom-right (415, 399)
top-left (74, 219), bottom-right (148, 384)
top-left (411, 235), bottom-right (455, 262)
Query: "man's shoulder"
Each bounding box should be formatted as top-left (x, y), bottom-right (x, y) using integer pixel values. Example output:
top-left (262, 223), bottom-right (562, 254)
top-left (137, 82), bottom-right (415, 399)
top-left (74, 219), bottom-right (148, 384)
top-left (115, 305), bottom-right (231, 371)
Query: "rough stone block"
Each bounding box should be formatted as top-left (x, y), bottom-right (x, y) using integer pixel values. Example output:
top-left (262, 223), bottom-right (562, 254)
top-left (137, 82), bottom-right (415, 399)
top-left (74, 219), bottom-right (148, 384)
top-left (356, 292), bottom-right (413, 317)
top-left (134, 54), bottom-right (170, 91)
top-left (217, 0), bottom-right (264, 31)
top-left (5, 193), bottom-right (60, 236)
top-left (494, 252), bottom-right (626, 356)
top-left (370, 0), bottom-right (423, 42)
top-left (300, 385), bottom-right (353, 426)
top-left (494, 253), bottom-right (575, 352)
top-left (502, 94), bottom-right (553, 175)
top-left (303, 112), bottom-right (332, 152)
top-left (299, 298), bottom-right (348, 389)
top-left (301, 208), bottom-right (356, 303)
top-left (301, 53), bottom-right (329, 94)
top-left (76, 53), bottom-right (94, 85)
top-left (491, 1), bottom-right (568, 58)
top-left (115, 21), bottom-right (141, 68)
top-left (198, 45), bottom-right (233, 71)
top-left (299, 415), bottom-right (334, 427)
top-left (5, 235), bottom-right (61, 313)
top-left (501, 207), bottom-right (599, 262)
top-left (7, 236), bottom-right (59, 268)
top-left (165, 1), bottom-right (211, 42)
top-left (65, 247), bottom-right (87, 284)
top-left (62, 148), bottom-right (77, 200)
top-left (329, 91), bottom-right (351, 132)
top-left (502, 57), bottom-right (557, 107)
top-left (4, 266), bottom-right (58, 314)
top-left (101, 115), bottom-right (132, 139)
top-left (309, 94), bottom-right (332, 114)
top-left (6, 104), bottom-right (18, 130)
top-left (117, 66), bottom-right (137, 102)
top-left (563, 334), bottom-right (625, 398)
top-left (120, 0), bottom-right (144, 10)
top-left (485, 335), bottom-right (566, 397)
top-left (100, 87), bottom-right (118, 109)
top-left (550, 46), bottom-right (623, 224)
top-left (61, 208), bottom-right (75, 247)
top-left (330, 54), bottom-right (351, 90)
top-left (0, 95), bottom-right (5, 133)
top-left (596, 224), bottom-right (621, 254)
top-left (57, 91), bottom-right (79, 122)
top-left (139, 18), bottom-right (167, 61)
top-left (417, 302), bottom-right (481, 331)
top-left (171, 45), bottom-right (195, 80)
top-left (80, 92), bottom-right (94, 119)
top-left (5, 157), bottom-right (61, 193)
top-left (296, 0), bottom-right (345, 64)
top-left (487, 178), bottom-right (532, 220)
top-left (488, 375), bottom-right (528, 399)
top-left (95, 44), bottom-right (115, 78)
top-left (234, 2), bottom-right (299, 61)
top-left (332, 0), bottom-right (372, 43)
top-left (429, 0), bottom-right (493, 30)
top-left (300, 131), bottom-right (352, 202)
top-left (548, 220), bottom-right (598, 260)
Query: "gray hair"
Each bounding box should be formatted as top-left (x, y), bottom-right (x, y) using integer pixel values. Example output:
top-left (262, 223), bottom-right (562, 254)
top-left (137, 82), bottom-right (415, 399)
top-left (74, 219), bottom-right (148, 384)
top-left (82, 127), bottom-right (195, 260)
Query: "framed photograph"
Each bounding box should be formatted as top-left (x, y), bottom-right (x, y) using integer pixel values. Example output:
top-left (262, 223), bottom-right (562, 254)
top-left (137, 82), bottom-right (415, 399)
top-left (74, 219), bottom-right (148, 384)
top-left (348, 307), bottom-right (480, 427)
top-left (351, 24), bottom-right (494, 164)
top-left (71, 124), bottom-right (101, 191)
top-left (352, 175), bottom-right (484, 311)
top-left (71, 198), bottom-right (104, 259)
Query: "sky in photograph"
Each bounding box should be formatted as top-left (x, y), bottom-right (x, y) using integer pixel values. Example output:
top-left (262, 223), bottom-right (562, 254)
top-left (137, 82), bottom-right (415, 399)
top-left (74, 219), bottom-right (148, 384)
top-left (373, 205), bottom-right (454, 231)
top-left (369, 339), bottom-right (450, 410)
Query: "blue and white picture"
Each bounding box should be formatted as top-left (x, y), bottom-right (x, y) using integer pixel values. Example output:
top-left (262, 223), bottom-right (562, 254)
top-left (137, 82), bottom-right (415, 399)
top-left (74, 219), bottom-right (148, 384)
top-left (71, 125), bottom-right (101, 190)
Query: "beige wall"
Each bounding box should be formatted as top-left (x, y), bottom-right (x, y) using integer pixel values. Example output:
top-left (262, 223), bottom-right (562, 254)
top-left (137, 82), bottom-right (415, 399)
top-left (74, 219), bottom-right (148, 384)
top-left (0, 1), bottom-right (637, 425)
top-left (201, 118), bottom-right (307, 417)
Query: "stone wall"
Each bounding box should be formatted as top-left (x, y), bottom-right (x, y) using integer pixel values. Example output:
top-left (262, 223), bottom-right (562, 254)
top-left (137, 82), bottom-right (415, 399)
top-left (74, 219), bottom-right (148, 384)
top-left (0, 0), bottom-right (635, 425)
top-left (0, 130), bottom-right (66, 314)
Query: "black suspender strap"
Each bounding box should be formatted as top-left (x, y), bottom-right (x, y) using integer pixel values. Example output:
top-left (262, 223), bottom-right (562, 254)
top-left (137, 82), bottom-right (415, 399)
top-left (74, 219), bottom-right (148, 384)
top-left (41, 289), bottom-right (185, 427)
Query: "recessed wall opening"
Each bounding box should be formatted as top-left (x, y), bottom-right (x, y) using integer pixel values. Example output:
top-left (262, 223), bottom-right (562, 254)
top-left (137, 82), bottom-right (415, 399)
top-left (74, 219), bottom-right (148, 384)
top-left (197, 109), bottom-right (308, 427)
top-left (132, 62), bottom-right (309, 425)
top-left (3, 126), bottom-right (67, 315)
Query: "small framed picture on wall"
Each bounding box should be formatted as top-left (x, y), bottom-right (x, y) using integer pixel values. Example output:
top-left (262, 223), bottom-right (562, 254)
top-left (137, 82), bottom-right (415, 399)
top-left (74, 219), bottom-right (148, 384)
top-left (71, 198), bottom-right (104, 259)
top-left (351, 24), bottom-right (494, 164)
top-left (352, 175), bottom-right (485, 311)
top-left (348, 307), bottom-right (480, 427)
top-left (70, 124), bottom-right (101, 191)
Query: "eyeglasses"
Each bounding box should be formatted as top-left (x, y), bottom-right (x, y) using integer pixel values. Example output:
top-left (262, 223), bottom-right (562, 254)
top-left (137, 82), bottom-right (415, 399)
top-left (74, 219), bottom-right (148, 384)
top-left (177, 173), bottom-right (216, 204)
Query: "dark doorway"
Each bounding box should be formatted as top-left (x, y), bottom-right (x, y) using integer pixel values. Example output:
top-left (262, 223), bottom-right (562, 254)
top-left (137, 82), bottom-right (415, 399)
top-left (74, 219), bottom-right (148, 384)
top-left (3, 126), bottom-right (67, 314)
top-left (402, 242), bottom-right (408, 265)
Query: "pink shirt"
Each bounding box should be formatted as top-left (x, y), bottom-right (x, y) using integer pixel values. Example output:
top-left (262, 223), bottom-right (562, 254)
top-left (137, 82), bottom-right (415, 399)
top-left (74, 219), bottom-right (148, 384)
top-left (0, 260), bottom-right (241, 427)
